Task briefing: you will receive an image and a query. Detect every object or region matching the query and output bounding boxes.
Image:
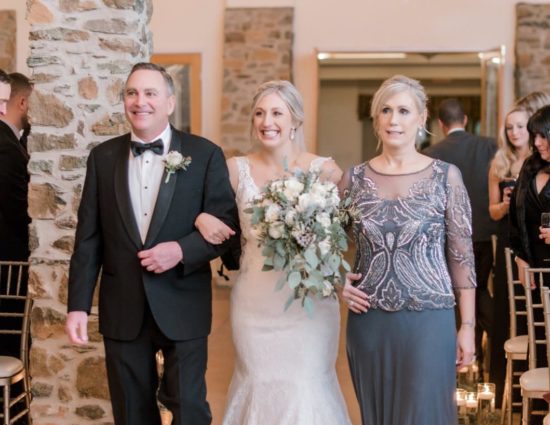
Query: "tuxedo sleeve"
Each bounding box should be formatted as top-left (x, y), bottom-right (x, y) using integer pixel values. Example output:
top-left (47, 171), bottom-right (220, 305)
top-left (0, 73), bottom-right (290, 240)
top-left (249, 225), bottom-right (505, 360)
top-left (67, 150), bottom-right (103, 313)
top-left (176, 146), bottom-right (239, 276)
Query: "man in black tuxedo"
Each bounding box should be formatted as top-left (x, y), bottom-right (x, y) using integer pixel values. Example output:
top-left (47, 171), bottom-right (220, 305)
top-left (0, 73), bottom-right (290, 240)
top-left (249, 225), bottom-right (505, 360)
top-left (66, 63), bottom-right (239, 425)
top-left (423, 98), bottom-right (497, 378)
top-left (0, 72), bottom-right (32, 262)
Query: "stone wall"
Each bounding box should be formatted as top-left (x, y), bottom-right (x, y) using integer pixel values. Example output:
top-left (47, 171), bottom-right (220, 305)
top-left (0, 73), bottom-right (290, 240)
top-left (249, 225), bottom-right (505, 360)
top-left (0, 10), bottom-right (16, 71)
top-left (515, 3), bottom-right (550, 97)
top-left (220, 7), bottom-right (294, 154)
top-left (26, 0), bottom-right (152, 423)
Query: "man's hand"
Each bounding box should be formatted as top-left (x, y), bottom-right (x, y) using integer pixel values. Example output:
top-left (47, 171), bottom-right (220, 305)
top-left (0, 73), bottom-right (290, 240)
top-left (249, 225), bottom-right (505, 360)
top-left (138, 241), bottom-right (183, 273)
top-left (66, 311), bottom-right (89, 345)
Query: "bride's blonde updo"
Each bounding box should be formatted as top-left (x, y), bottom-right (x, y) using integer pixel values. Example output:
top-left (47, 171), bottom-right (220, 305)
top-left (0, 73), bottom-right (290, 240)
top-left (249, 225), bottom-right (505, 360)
top-left (249, 80), bottom-right (306, 152)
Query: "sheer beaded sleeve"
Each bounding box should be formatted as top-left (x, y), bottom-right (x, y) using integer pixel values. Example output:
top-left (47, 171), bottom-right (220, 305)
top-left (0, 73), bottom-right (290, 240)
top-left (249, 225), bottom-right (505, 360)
top-left (444, 164), bottom-right (477, 289)
top-left (338, 167), bottom-right (353, 198)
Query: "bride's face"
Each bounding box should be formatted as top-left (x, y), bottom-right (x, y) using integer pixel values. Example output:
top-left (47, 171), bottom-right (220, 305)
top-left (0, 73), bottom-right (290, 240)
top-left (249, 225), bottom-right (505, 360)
top-left (252, 92), bottom-right (294, 149)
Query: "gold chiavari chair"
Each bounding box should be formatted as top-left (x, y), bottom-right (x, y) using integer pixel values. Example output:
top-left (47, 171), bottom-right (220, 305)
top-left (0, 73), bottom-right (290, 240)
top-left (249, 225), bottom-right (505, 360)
top-left (542, 286), bottom-right (550, 425)
top-left (0, 261), bottom-right (32, 425)
top-left (519, 267), bottom-right (550, 425)
top-left (501, 248), bottom-right (529, 425)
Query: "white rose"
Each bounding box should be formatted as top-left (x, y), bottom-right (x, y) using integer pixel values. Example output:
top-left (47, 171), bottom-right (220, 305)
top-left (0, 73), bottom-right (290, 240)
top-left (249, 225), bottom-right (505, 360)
top-left (297, 193), bottom-right (310, 212)
top-left (165, 151), bottom-right (183, 167)
top-left (285, 209), bottom-right (297, 226)
top-left (318, 237), bottom-right (331, 256)
top-left (283, 178), bottom-right (304, 200)
top-left (268, 222), bottom-right (285, 239)
top-left (311, 193), bottom-right (326, 209)
top-left (265, 203), bottom-right (281, 222)
top-left (316, 212), bottom-right (331, 229)
top-left (310, 181), bottom-right (328, 198)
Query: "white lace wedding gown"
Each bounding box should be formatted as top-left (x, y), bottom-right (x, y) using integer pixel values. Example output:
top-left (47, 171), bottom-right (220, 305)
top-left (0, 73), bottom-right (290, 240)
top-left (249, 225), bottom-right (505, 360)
top-left (221, 156), bottom-right (351, 425)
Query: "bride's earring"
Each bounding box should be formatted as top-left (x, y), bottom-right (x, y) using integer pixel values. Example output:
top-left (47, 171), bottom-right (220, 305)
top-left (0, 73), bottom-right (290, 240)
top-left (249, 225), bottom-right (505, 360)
top-left (290, 127), bottom-right (296, 141)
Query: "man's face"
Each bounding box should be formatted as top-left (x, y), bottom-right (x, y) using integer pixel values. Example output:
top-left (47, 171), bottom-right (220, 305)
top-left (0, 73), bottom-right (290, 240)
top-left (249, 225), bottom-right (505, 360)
top-left (0, 82), bottom-right (11, 116)
top-left (123, 69), bottom-right (175, 142)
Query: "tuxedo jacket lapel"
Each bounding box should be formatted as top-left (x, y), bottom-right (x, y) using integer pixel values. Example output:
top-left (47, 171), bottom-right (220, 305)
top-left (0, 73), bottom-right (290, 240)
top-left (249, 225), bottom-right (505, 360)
top-left (114, 136), bottom-right (142, 249)
top-left (143, 130), bottom-right (181, 247)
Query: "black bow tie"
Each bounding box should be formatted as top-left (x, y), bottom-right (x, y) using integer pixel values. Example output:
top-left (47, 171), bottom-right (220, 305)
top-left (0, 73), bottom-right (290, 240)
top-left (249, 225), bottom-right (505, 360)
top-left (130, 139), bottom-right (164, 157)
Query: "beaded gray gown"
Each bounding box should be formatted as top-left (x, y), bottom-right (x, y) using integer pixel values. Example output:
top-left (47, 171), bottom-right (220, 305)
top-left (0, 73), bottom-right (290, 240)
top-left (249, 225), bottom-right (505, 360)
top-left (343, 160), bottom-right (476, 425)
top-left (221, 156), bottom-right (351, 425)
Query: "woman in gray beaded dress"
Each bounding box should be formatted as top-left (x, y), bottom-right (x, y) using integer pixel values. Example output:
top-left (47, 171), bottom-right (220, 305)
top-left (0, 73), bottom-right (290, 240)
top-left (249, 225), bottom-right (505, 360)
top-left (340, 75), bottom-right (476, 425)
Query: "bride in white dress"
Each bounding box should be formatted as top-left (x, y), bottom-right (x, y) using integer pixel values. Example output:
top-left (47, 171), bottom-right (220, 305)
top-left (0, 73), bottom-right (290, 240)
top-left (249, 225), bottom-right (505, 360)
top-left (195, 80), bottom-right (351, 425)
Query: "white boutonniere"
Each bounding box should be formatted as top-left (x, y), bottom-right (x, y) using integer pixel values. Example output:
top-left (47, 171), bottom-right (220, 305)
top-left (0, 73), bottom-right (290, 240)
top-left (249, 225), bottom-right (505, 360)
top-left (163, 151), bottom-right (192, 183)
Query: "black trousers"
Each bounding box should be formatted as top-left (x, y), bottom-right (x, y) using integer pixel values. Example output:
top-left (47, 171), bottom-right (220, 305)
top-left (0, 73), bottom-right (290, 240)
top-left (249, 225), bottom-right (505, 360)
top-left (103, 305), bottom-right (211, 425)
top-left (474, 240), bottom-right (494, 376)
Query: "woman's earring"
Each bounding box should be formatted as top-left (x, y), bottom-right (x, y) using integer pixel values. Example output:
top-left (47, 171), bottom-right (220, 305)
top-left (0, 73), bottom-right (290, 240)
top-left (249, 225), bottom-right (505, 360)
top-left (290, 127), bottom-right (296, 141)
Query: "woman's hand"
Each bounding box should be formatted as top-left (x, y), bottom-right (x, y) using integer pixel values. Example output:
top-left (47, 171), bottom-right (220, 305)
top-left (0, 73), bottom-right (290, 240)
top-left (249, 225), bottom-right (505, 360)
top-left (540, 226), bottom-right (550, 245)
top-left (515, 256), bottom-right (535, 289)
top-left (456, 324), bottom-right (475, 369)
top-left (341, 272), bottom-right (370, 314)
top-left (195, 213), bottom-right (236, 245)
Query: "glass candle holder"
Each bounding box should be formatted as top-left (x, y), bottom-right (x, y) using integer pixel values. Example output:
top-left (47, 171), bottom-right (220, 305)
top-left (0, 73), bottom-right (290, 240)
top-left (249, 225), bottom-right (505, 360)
top-left (466, 391), bottom-right (477, 410)
top-left (477, 383), bottom-right (495, 423)
top-left (456, 388), bottom-right (467, 419)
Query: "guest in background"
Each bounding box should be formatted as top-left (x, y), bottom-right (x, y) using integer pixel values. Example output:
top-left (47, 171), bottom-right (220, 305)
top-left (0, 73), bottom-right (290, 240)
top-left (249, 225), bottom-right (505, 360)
top-left (0, 72), bottom-right (33, 264)
top-left (342, 75), bottom-right (475, 425)
top-left (0, 71), bottom-right (32, 425)
top-left (511, 106), bottom-right (550, 410)
top-left (488, 104), bottom-right (538, 405)
top-left (423, 98), bottom-right (497, 379)
top-left (511, 104), bottom-right (550, 292)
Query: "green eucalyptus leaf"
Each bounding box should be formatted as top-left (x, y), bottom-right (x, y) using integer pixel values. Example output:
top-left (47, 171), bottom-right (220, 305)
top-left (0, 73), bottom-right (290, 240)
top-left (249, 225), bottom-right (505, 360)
top-left (288, 271), bottom-right (302, 289)
top-left (304, 248), bottom-right (319, 268)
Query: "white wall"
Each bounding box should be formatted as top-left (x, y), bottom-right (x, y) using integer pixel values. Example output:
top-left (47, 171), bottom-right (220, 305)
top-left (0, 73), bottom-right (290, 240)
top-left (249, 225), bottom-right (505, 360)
top-left (9, 0), bottom-right (545, 147)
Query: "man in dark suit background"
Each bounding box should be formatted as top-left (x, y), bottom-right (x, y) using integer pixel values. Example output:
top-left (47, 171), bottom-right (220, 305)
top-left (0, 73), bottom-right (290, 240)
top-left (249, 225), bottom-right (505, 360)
top-left (66, 63), bottom-right (239, 425)
top-left (423, 98), bottom-right (497, 378)
top-left (0, 72), bottom-right (32, 262)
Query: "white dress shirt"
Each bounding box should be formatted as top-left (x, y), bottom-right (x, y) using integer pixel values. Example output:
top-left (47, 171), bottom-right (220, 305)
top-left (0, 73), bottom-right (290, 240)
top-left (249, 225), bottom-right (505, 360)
top-left (128, 125), bottom-right (172, 243)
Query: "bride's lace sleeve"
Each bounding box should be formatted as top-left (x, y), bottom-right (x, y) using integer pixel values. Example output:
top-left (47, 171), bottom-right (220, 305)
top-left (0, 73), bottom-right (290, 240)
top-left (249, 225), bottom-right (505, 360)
top-left (445, 164), bottom-right (476, 289)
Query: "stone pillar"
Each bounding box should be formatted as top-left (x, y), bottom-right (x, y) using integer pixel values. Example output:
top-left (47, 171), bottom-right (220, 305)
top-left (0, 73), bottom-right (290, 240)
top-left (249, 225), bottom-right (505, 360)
top-left (220, 7), bottom-right (294, 154)
top-left (515, 3), bottom-right (550, 98)
top-left (26, 1), bottom-right (152, 423)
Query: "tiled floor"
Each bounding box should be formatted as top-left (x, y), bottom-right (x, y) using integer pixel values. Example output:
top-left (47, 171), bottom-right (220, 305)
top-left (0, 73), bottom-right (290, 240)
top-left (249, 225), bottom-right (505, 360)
top-left (162, 282), bottom-right (361, 425)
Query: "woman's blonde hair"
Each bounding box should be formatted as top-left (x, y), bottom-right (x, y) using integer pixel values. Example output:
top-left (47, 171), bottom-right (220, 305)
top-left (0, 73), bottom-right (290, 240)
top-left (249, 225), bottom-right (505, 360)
top-left (515, 91), bottom-right (550, 117)
top-left (370, 75), bottom-right (428, 140)
top-left (492, 106), bottom-right (531, 179)
top-left (249, 80), bottom-right (305, 151)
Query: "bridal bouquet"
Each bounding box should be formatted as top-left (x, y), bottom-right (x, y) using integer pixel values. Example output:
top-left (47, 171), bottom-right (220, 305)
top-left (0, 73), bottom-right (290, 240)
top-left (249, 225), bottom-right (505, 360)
top-left (246, 168), bottom-right (354, 315)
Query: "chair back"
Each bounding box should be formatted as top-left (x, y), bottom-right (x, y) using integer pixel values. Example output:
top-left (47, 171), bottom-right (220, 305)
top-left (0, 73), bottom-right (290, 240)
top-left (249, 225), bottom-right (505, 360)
top-left (0, 261), bottom-right (31, 367)
top-left (524, 267), bottom-right (550, 370)
top-left (506, 248), bottom-right (527, 338)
